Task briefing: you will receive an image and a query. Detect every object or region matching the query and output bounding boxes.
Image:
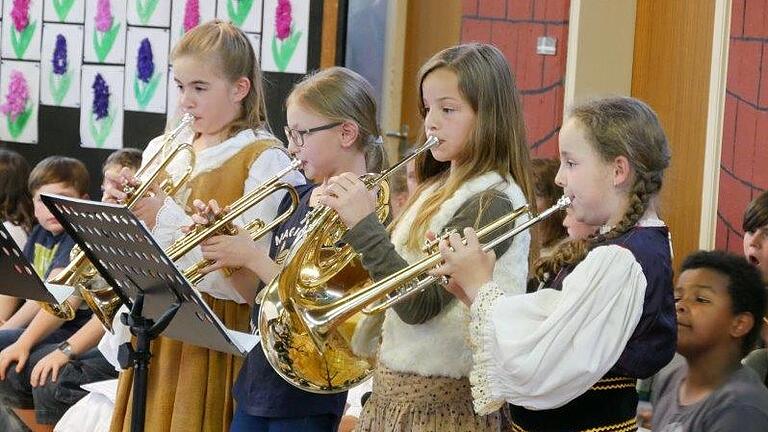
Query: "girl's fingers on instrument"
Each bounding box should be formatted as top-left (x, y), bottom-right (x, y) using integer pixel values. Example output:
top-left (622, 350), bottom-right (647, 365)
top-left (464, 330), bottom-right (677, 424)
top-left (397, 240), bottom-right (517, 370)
top-left (463, 227), bottom-right (481, 248)
top-left (447, 232), bottom-right (464, 251)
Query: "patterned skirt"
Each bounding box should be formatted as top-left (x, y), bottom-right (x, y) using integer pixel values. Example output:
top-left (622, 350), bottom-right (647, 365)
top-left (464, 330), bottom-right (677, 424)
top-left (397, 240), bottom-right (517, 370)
top-left (109, 294), bottom-right (250, 432)
top-left (355, 366), bottom-right (509, 432)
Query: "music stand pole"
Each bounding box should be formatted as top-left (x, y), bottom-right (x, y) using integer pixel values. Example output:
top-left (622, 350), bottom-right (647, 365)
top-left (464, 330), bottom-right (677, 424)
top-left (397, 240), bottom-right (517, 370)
top-left (118, 294), bottom-right (180, 432)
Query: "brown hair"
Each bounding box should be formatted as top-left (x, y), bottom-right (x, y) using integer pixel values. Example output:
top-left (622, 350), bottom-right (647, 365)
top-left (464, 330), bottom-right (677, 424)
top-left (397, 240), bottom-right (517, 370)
top-left (397, 43), bottom-right (535, 251)
top-left (171, 20), bottom-right (269, 138)
top-left (743, 190), bottom-right (768, 234)
top-left (103, 148), bottom-right (143, 173)
top-left (531, 158), bottom-right (566, 249)
top-left (535, 96), bottom-right (670, 281)
top-left (287, 66), bottom-right (386, 172)
top-left (0, 149), bottom-right (33, 231)
top-left (28, 156), bottom-right (90, 197)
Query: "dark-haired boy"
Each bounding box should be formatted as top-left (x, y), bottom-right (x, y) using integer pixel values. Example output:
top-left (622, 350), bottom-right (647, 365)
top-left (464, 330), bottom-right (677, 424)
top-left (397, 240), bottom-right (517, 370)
top-left (652, 250), bottom-right (768, 431)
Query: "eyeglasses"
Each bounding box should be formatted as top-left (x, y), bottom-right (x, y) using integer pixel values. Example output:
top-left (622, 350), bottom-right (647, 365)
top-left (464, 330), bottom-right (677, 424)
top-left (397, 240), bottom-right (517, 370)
top-left (284, 122), bottom-right (342, 148)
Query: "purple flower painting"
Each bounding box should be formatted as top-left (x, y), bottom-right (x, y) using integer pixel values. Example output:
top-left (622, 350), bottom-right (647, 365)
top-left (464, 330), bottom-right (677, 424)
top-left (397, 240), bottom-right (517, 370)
top-left (89, 73), bottom-right (114, 147)
top-left (133, 38), bottom-right (160, 110)
top-left (1, 71), bottom-right (33, 139)
top-left (49, 34), bottom-right (73, 105)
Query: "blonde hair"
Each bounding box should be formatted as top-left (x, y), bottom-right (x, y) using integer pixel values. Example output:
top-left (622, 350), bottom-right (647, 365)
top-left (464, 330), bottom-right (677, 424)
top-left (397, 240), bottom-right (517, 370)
top-left (535, 96), bottom-right (671, 281)
top-left (287, 67), bottom-right (386, 172)
top-left (171, 20), bottom-right (269, 138)
top-left (397, 43), bottom-right (535, 251)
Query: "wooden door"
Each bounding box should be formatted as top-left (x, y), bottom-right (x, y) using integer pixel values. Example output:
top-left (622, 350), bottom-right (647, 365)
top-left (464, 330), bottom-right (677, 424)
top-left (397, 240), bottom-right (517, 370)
top-left (632, 0), bottom-right (717, 271)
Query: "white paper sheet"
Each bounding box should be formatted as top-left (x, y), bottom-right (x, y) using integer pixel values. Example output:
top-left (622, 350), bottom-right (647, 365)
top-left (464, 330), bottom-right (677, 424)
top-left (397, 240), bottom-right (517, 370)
top-left (260, 0), bottom-right (307, 74)
top-left (84, 0), bottom-right (127, 64)
top-left (40, 23), bottom-right (84, 107)
top-left (0, 60), bottom-right (40, 144)
top-left (80, 64), bottom-right (124, 149)
top-left (2, 0), bottom-right (44, 60)
top-left (124, 26), bottom-right (169, 113)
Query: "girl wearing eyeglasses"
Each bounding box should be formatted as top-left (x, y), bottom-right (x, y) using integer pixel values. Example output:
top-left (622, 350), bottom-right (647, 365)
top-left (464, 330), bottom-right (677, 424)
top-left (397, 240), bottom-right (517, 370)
top-left (195, 66), bottom-right (385, 432)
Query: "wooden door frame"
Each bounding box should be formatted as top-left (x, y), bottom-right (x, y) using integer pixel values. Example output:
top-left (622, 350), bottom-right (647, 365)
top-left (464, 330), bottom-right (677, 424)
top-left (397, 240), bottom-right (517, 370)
top-left (381, 0), bottom-right (409, 166)
top-left (700, 0), bottom-right (732, 249)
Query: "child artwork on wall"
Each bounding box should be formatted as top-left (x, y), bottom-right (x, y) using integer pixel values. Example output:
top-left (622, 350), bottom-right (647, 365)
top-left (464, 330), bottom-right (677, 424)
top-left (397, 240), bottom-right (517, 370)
top-left (124, 26), bottom-right (168, 113)
top-left (170, 0), bottom-right (215, 53)
top-left (0, 60), bottom-right (40, 144)
top-left (260, 0), bottom-right (307, 74)
top-left (40, 23), bottom-right (83, 107)
top-left (127, 0), bottom-right (170, 28)
top-left (80, 65), bottom-right (124, 149)
top-left (216, 0), bottom-right (262, 33)
top-left (2, 0), bottom-right (44, 60)
top-left (44, 0), bottom-right (86, 23)
top-left (84, 0), bottom-right (127, 64)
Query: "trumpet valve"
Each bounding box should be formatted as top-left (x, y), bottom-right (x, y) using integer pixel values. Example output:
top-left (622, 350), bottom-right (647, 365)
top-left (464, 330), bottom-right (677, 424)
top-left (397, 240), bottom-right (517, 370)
top-left (421, 228), bottom-right (457, 254)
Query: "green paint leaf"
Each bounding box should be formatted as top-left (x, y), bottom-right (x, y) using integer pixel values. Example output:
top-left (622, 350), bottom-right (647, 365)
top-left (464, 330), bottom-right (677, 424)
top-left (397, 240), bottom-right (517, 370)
top-left (93, 22), bottom-right (121, 62)
top-left (11, 21), bottom-right (37, 59)
top-left (49, 70), bottom-right (73, 105)
top-left (53, 0), bottom-right (77, 21)
top-left (89, 109), bottom-right (115, 148)
top-left (133, 72), bottom-right (160, 109)
top-left (227, 0), bottom-right (253, 27)
top-left (272, 27), bottom-right (302, 72)
top-left (7, 105), bottom-right (33, 139)
top-left (136, 0), bottom-right (160, 25)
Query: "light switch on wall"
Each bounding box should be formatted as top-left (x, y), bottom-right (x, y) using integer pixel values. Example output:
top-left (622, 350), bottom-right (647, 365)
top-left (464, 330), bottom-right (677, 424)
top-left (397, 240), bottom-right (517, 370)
top-left (537, 36), bottom-right (557, 55)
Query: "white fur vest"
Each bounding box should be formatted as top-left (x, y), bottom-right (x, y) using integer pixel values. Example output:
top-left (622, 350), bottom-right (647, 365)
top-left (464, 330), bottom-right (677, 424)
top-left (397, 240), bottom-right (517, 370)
top-left (378, 171), bottom-right (530, 378)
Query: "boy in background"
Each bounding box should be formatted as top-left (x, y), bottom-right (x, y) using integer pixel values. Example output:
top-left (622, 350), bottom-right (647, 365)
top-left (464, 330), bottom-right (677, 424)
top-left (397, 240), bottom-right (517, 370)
top-left (652, 251), bottom-right (768, 431)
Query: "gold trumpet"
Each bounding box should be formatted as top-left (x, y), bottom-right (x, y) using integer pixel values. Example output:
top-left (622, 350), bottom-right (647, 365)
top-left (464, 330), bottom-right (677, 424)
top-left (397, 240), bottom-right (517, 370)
top-left (80, 156), bottom-right (302, 331)
top-left (177, 158), bottom-right (302, 285)
top-left (257, 136), bottom-right (440, 394)
top-left (42, 113), bottom-right (196, 328)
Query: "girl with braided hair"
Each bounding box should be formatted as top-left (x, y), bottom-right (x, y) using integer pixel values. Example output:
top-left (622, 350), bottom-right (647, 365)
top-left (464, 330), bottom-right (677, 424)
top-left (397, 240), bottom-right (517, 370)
top-left (435, 96), bottom-right (676, 431)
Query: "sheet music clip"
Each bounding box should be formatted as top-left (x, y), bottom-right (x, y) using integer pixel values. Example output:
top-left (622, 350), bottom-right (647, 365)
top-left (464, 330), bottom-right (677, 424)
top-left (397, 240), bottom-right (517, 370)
top-left (0, 224), bottom-right (75, 303)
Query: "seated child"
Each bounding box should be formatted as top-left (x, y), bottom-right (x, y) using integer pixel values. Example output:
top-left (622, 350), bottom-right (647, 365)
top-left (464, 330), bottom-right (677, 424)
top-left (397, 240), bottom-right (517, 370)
top-left (9, 149), bottom-right (144, 429)
top-left (652, 250), bottom-right (768, 431)
top-left (0, 149), bottom-right (34, 322)
top-left (0, 156), bottom-right (92, 431)
top-left (742, 190), bottom-right (768, 386)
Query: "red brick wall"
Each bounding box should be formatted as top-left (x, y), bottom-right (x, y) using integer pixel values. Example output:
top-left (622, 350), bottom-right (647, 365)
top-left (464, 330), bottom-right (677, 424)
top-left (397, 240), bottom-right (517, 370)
top-left (716, 0), bottom-right (768, 253)
top-left (461, 0), bottom-right (570, 158)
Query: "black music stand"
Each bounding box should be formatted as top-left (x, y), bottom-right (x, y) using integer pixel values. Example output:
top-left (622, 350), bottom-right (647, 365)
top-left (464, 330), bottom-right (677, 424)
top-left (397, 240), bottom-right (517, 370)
top-left (40, 194), bottom-right (258, 432)
top-left (0, 223), bottom-right (75, 303)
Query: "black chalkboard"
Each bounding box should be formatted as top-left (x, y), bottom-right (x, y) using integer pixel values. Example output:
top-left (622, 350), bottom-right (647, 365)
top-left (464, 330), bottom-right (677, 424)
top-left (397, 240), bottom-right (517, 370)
top-left (0, 0), bottom-right (325, 200)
